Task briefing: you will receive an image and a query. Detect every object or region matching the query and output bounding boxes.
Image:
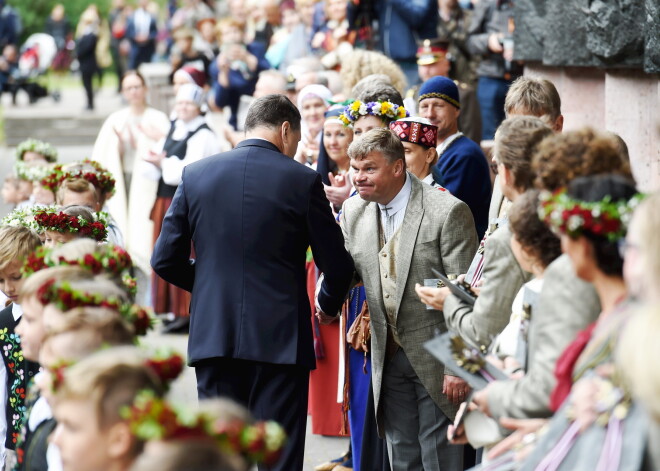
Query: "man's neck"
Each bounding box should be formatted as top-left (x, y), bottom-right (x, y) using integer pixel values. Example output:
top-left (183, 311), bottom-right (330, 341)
top-left (436, 125), bottom-right (460, 145)
top-left (244, 130), bottom-right (285, 154)
top-left (378, 175), bottom-right (407, 206)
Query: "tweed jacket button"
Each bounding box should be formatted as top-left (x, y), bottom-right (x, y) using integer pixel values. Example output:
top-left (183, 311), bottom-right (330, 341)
top-left (385, 293), bottom-right (390, 298)
top-left (384, 273), bottom-right (388, 278)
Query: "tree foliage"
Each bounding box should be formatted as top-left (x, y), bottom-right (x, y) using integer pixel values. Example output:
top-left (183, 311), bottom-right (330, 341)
top-left (8, 0), bottom-right (111, 43)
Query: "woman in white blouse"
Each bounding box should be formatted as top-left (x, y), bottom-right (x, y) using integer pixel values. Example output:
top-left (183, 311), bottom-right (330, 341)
top-left (143, 83), bottom-right (220, 328)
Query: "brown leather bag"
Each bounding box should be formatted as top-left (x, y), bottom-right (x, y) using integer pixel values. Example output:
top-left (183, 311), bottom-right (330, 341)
top-left (346, 300), bottom-right (370, 353)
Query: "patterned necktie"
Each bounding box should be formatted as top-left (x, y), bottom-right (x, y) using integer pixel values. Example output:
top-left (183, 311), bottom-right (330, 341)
top-left (382, 206), bottom-right (393, 243)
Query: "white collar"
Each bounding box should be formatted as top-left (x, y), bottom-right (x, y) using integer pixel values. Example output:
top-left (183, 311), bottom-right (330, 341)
top-left (378, 173), bottom-right (411, 215)
top-left (174, 115), bottom-right (206, 132)
top-left (436, 131), bottom-right (463, 155)
top-left (11, 302), bottom-right (22, 322)
top-left (422, 173), bottom-right (435, 186)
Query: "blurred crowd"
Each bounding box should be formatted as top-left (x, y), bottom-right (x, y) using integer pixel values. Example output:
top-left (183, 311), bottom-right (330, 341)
top-left (0, 1), bottom-right (658, 471)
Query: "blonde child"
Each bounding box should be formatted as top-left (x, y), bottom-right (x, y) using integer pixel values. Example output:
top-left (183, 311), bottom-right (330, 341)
top-left (0, 226), bottom-right (41, 466)
top-left (50, 347), bottom-right (182, 471)
top-left (125, 394), bottom-right (285, 471)
top-left (15, 269), bottom-right (146, 470)
top-left (24, 307), bottom-right (137, 471)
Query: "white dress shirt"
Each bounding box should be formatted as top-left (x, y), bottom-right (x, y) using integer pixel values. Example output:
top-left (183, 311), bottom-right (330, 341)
top-left (134, 8), bottom-right (152, 37)
top-left (143, 115), bottom-right (221, 186)
top-left (377, 174), bottom-right (412, 244)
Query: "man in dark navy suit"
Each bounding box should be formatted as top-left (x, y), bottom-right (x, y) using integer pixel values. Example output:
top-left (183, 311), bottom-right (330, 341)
top-left (151, 94), bottom-right (354, 470)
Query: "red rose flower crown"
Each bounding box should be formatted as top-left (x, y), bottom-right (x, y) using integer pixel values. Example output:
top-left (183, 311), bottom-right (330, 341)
top-left (538, 189), bottom-right (645, 242)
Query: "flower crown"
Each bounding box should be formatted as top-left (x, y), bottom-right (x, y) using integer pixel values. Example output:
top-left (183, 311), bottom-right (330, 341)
top-left (40, 160), bottom-right (116, 197)
top-left (16, 138), bottom-right (58, 163)
top-left (40, 165), bottom-right (65, 192)
top-left (13, 161), bottom-right (53, 182)
top-left (22, 244), bottom-right (137, 297)
top-left (538, 189), bottom-right (644, 242)
top-left (36, 279), bottom-right (154, 335)
top-left (1, 206), bottom-right (51, 232)
top-left (51, 350), bottom-right (184, 394)
top-left (33, 208), bottom-right (108, 242)
top-left (66, 159), bottom-right (117, 197)
top-left (122, 390), bottom-right (287, 466)
top-left (339, 100), bottom-right (409, 126)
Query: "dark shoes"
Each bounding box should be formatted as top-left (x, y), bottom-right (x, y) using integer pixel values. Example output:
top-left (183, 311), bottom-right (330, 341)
top-left (162, 316), bottom-right (190, 334)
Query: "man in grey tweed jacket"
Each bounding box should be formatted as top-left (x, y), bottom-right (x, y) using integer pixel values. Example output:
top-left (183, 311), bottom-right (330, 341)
top-left (333, 128), bottom-right (477, 470)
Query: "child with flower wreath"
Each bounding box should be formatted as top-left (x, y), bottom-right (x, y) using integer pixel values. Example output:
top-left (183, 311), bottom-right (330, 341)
top-left (13, 266), bottom-right (153, 470)
top-left (0, 226), bottom-right (41, 468)
top-left (33, 205), bottom-right (108, 248)
top-left (27, 239), bottom-right (138, 301)
top-left (45, 159), bottom-right (123, 247)
top-left (125, 393), bottom-right (287, 471)
top-left (23, 306), bottom-right (136, 471)
top-left (13, 139), bottom-right (59, 210)
top-left (15, 140), bottom-right (58, 165)
top-left (50, 347), bottom-right (184, 471)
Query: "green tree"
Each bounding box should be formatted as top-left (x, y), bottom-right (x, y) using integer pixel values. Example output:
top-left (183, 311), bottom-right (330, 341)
top-left (9, 0), bottom-right (111, 42)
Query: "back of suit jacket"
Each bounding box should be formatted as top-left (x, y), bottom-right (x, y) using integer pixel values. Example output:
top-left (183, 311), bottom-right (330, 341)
top-left (152, 139), bottom-right (353, 370)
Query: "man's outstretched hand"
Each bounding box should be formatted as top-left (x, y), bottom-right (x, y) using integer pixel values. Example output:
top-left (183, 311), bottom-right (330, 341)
top-left (315, 309), bottom-right (336, 325)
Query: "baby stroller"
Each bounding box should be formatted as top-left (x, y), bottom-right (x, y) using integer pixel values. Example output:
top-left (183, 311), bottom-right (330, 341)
top-left (11, 33), bottom-right (56, 104)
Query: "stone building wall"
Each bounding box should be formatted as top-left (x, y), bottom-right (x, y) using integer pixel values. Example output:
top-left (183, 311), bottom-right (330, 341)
top-left (514, 0), bottom-right (659, 191)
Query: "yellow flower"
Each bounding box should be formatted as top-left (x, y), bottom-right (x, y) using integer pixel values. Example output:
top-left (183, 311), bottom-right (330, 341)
top-left (340, 114), bottom-right (351, 126)
top-left (380, 101), bottom-right (393, 117)
top-left (349, 101), bottom-right (362, 113)
top-left (397, 106), bottom-right (407, 118)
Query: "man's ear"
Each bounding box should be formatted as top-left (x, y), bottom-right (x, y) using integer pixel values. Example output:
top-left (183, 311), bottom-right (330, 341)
top-left (553, 115), bottom-right (564, 133)
top-left (394, 158), bottom-right (406, 176)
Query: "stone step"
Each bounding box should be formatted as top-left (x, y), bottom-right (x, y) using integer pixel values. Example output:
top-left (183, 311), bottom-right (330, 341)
top-left (4, 116), bottom-right (105, 146)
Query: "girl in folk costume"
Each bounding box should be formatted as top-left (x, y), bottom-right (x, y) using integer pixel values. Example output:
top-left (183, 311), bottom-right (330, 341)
top-left (143, 83), bottom-right (220, 330)
top-left (294, 84), bottom-right (332, 167)
top-left (91, 71), bottom-right (170, 274)
top-left (307, 106), bottom-right (354, 446)
top-left (488, 175), bottom-right (646, 470)
top-left (317, 95), bottom-right (409, 471)
top-left (616, 191), bottom-right (660, 469)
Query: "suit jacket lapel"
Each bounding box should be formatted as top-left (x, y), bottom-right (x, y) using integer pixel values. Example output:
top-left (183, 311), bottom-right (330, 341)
top-left (395, 177), bottom-right (424, 313)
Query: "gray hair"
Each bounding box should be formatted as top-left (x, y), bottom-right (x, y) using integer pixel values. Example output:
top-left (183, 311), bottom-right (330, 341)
top-left (244, 94), bottom-right (301, 132)
top-left (347, 128), bottom-right (404, 164)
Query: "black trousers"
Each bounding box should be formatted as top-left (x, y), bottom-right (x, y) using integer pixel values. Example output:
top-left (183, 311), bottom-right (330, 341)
top-left (81, 70), bottom-right (94, 109)
top-left (195, 357), bottom-right (310, 471)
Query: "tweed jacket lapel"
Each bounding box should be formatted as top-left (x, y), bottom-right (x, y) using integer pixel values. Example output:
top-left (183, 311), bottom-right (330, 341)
top-left (394, 175), bottom-right (424, 314)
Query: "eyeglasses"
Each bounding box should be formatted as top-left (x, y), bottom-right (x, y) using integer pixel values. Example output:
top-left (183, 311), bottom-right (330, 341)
top-left (617, 239), bottom-right (638, 258)
top-left (489, 161), bottom-right (499, 175)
